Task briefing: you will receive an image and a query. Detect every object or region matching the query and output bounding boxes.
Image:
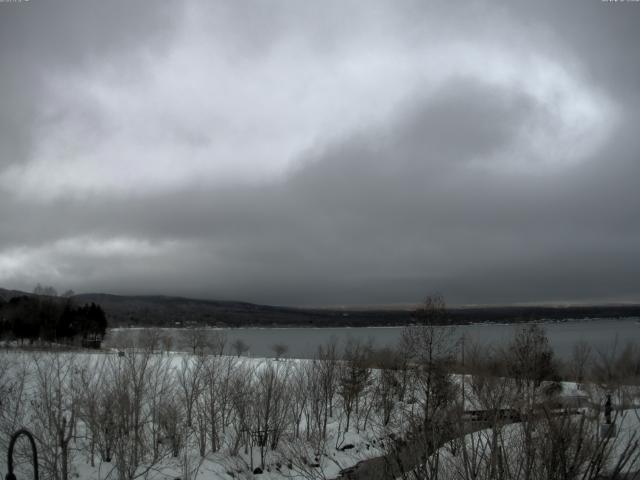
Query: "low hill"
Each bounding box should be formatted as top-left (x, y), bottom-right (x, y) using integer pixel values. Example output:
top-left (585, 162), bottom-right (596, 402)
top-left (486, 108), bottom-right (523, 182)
top-left (71, 292), bottom-right (412, 327)
top-left (1, 288), bottom-right (639, 327)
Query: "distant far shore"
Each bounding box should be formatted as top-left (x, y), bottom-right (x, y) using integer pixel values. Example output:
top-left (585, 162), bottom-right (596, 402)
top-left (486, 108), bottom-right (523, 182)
top-left (105, 305), bottom-right (640, 329)
top-left (109, 316), bottom-right (640, 330)
top-left (2, 287), bottom-right (639, 329)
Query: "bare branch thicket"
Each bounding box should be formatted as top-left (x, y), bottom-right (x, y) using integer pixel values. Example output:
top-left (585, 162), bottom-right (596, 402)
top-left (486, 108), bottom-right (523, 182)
top-left (592, 341), bottom-right (640, 410)
top-left (369, 347), bottom-right (409, 428)
top-left (0, 353), bottom-right (29, 455)
top-left (317, 338), bottom-right (339, 422)
top-left (568, 340), bottom-right (592, 386)
top-left (293, 338), bottom-right (340, 453)
top-left (506, 323), bottom-right (558, 412)
top-left (175, 354), bottom-right (209, 460)
top-left (29, 353), bottom-right (81, 480)
top-left (193, 377), bottom-right (209, 458)
top-left (252, 361), bottom-right (293, 468)
top-left (229, 361), bottom-right (256, 456)
top-left (178, 439), bottom-right (207, 480)
top-left (157, 394), bottom-right (183, 459)
top-left (434, 331), bottom-right (640, 480)
top-left (337, 339), bottom-right (373, 433)
top-left (354, 363), bottom-right (378, 435)
top-left (282, 358), bottom-right (371, 479)
top-left (146, 353), bottom-right (176, 460)
top-left (176, 354), bottom-right (205, 429)
top-left (451, 344), bottom-right (519, 480)
top-left (277, 430), bottom-right (349, 480)
top-left (494, 324), bottom-right (556, 480)
top-left (488, 407), bottom-right (640, 480)
top-left (76, 355), bottom-right (110, 468)
top-left (181, 328), bottom-right (224, 356)
top-left (304, 359), bottom-right (330, 450)
top-left (202, 354), bottom-right (237, 453)
top-left (104, 349), bottom-right (176, 480)
top-left (289, 362), bottom-right (310, 440)
top-left (588, 340), bottom-right (640, 444)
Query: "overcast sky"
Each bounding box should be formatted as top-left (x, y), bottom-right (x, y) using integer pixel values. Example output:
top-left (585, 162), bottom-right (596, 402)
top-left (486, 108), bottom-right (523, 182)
top-left (1, 0), bottom-right (639, 306)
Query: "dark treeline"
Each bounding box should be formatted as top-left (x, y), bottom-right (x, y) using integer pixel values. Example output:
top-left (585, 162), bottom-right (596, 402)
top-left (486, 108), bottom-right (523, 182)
top-left (447, 304), bottom-right (640, 324)
top-left (0, 294), bottom-right (107, 346)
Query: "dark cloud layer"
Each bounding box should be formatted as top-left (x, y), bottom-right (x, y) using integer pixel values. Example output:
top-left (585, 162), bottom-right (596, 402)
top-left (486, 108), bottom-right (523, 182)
top-left (1, 0), bottom-right (639, 306)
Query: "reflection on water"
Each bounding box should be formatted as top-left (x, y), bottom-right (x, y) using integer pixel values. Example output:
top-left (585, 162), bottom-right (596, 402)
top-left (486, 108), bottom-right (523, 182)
top-left (104, 318), bottom-right (639, 359)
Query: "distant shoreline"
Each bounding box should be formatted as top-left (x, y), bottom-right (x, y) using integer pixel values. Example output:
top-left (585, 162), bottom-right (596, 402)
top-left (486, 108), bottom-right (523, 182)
top-left (3, 287), bottom-right (640, 329)
top-left (109, 316), bottom-right (640, 330)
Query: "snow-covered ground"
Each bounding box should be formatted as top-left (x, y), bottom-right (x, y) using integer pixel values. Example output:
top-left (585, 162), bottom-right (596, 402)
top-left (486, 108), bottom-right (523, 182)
top-left (432, 410), bottom-right (640, 479)
top-left (0, 350), bottom-right (392, 480)
top-left (0, 349), bottom-right (638, 480)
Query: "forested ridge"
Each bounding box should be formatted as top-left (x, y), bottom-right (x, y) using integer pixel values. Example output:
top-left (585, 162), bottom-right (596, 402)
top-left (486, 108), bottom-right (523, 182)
top-left (2, 288), bottom-right (639, 329)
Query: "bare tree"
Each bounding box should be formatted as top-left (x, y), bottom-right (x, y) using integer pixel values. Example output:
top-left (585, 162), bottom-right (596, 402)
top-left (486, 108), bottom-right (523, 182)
top-left (507, 323), bottom-right (557, 411)
top-left (232, 338), bottom-right (250, 357)
top-left (569, 340), bottom-right (592, 386)
top-left (210, 330), bottom-right (228, 356)
top-left (272, 343), bottom-right (289, 360)
top-left (395, 294), bottom-right (459, 479)
top-left (160, 333), bottom-right (173, 354)
top-left (182, 328), bottom-right (212, 355)
top-left (138, 328), bottom-right (163, 353)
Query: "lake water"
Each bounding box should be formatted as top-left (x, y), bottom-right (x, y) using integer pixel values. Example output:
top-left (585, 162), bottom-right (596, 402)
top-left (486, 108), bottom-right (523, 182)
top-left (105, 318), bottom-right (640, 359)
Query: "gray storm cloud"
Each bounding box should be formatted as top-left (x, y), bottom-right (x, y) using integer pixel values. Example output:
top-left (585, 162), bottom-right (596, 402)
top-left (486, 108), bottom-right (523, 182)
top-left (0, 0), bottom-right (639, 306)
